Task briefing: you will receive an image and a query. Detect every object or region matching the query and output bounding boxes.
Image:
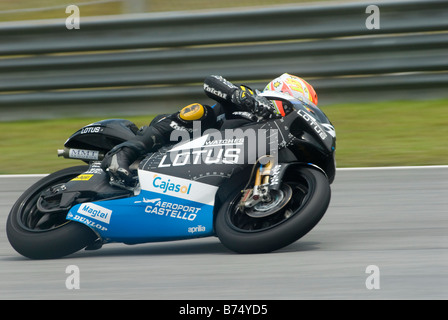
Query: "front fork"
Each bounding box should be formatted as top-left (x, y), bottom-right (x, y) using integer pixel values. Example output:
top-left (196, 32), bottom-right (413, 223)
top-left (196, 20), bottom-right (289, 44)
top-left (239, 156), bottom-right (275, 210)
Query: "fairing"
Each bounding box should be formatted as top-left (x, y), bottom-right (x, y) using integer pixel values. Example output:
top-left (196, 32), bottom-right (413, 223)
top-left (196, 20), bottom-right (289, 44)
top-left (66, 95), bottom-right (336, 243)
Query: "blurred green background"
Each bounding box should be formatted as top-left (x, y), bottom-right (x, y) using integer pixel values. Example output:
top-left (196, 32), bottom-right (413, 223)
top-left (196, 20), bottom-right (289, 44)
top-left (0, 0), bottom-right (447, 174)
top-left (0, 0), bottom-right (330, 21)
top-left (2, 98), bottom-right (447, 174)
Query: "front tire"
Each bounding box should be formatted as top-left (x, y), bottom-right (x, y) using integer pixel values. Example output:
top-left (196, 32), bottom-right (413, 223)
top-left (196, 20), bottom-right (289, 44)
top-left (215, 166), bottom-right (331, 254)
top-left (6, 166), bottom-right (98, 259)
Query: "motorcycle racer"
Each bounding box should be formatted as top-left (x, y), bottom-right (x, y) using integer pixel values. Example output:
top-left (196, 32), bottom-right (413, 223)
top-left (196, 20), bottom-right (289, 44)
top-left (101, 73), bottom-right (318, 185)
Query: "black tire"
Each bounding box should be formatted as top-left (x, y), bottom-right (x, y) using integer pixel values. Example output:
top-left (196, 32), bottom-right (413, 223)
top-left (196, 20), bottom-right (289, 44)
top-left (215, 166), bottom-right (331, 254)
top-left (6, 166), bottom-right (98, 259)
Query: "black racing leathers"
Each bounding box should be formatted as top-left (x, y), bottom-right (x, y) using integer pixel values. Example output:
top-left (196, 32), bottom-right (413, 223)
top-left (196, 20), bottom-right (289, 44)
top-left (101, 75), bottom-right (272, 185)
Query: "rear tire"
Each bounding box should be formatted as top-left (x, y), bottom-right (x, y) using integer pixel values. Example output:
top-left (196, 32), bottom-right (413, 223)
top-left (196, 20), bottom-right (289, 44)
top-left (6, 166), bottom-right (98, 259)
top-left (215, 166), bottom-right (330, 254)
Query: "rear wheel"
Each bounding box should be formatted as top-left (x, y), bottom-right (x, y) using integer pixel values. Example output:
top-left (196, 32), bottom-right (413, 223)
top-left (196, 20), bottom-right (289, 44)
top-left (215, 166), bottom-right (330, 254)
top-left (6, 166), bottom-right (98, 259)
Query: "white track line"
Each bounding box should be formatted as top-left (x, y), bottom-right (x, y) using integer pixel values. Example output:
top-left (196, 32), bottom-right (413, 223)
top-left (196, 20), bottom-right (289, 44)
top-left (1, 165), bottom-right (448, 178)
top-left (337, 165), bottom-right (448, 171)
top-left (0, 174), bottom-right (48, 178)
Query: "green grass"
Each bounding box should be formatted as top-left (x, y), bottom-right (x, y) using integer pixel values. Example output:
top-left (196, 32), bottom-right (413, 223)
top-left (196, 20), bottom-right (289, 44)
top-left (0, 0), bottom-right (332, 22)
top-left (0, 115), bottom-right (155, 174)
top-left (1, 98), bottom-right (447, 174)
top-left (323, 99), bottom-right (448, 168)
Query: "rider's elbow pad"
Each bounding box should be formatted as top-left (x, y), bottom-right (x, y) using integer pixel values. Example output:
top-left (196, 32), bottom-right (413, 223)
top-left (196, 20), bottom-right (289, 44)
top-left (203, 75), bottom-right (238, 104)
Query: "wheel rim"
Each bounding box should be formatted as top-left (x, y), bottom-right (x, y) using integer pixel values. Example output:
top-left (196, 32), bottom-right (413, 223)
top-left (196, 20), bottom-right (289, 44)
top-left (17, 176), bottom-right (79, 233)
top-left (226, 170), bottom-right (314, 233)
top-left (245, 184), bottom-right (292, 218)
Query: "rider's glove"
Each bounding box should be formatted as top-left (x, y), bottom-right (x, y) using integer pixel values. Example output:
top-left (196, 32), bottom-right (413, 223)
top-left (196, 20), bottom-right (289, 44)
top-left (252, 95), bottom-right (279, 119)
top-left (231, 85), bottom-right (256, 110)
top-left (231, 86), bottom-right (278, 119)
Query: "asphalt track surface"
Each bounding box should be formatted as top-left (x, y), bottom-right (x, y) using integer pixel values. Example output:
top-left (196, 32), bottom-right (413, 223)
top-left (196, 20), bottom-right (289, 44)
top-left (0, 166), bottom-right (447, 300)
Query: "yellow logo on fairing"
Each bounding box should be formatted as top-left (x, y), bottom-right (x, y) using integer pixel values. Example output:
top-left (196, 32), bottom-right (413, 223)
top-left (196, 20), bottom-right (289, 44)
top-left (71, 174), bottom-right (93, 181)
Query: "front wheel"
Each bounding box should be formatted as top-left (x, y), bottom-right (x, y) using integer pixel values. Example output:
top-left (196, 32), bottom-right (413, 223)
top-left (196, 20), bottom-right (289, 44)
top-left (215, 166), bottom-right (331, 254)
top-left (6, 166), bottom-right (98, 259)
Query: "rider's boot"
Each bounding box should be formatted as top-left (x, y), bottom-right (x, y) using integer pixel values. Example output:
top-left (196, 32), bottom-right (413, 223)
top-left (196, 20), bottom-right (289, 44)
top-left (101, 125), bottom-right (164, 186)
top-left (101, 103), bottom-right (215, 186)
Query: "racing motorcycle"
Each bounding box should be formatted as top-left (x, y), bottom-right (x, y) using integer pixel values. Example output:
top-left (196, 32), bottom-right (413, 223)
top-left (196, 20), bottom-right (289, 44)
top-left (6, 92), bottom-right (336, 259)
